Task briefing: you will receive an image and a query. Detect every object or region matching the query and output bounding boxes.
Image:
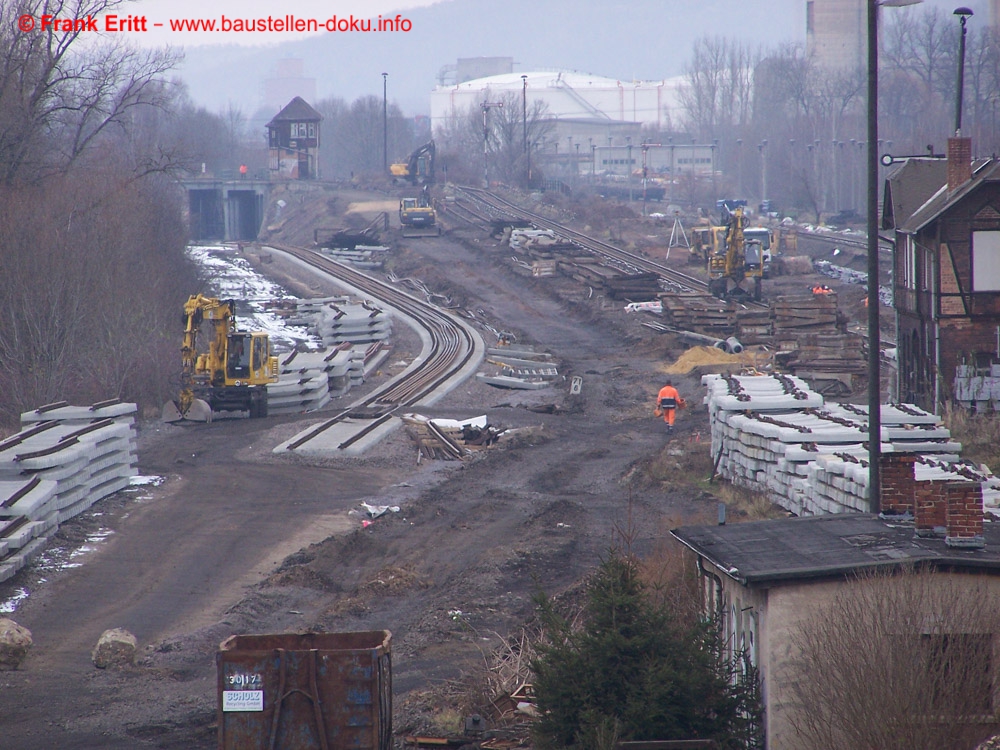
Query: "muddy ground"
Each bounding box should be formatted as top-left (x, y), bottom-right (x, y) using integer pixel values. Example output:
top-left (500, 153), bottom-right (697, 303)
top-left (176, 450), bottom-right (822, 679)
top-left (0, 185), bottom-right (869, 749)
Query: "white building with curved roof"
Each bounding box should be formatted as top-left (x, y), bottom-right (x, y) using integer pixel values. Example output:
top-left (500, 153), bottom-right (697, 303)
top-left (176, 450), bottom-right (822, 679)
top-left (430, 70), bottom-right (685, 138)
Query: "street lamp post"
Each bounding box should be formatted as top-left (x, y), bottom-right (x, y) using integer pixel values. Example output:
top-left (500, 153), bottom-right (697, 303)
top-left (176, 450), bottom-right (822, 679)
top-left (954, 7), bottom-right (973, 135)
top-left (382, 72), bottom-right (388, 174)
top-left (867, 0), bottom-right (923, 513)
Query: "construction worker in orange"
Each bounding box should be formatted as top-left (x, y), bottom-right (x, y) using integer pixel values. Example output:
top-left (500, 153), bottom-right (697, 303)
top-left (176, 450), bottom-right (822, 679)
top-left (656, 379), bottom-right (686, 432)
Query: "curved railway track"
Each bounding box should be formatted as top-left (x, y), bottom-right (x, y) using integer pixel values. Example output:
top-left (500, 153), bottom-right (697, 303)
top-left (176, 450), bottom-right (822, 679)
top-left (266, 244), bottom-right (482, 452)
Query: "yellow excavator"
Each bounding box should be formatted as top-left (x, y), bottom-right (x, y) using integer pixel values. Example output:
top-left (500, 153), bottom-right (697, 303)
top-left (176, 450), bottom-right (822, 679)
top-left (390, 140), bottom-right (435, 184)
top-left (707, 202), bottom-right (764, 300)
top-left (162, 294), bottom-right (279, 423)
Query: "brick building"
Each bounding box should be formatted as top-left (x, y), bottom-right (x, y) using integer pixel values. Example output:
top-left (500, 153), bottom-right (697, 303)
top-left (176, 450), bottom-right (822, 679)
top-left (266, 96), bottom-right (322, 180)
top-left (884, 138), bottom-right (1000, 411)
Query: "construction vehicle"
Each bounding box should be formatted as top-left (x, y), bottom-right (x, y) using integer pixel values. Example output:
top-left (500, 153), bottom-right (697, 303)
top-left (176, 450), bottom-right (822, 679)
top-left (689, 223), bottom-right (728, 265)
top-left (743, 225), bottom-right (775, 277)
top-left (390, 141), bottom-right (435, 184)
top-left (162, 294), bottom-right (279, 423)
top-left (707, 202), bottom-right (764, 300)
top-left (399, 186), bottom-right (440, 237)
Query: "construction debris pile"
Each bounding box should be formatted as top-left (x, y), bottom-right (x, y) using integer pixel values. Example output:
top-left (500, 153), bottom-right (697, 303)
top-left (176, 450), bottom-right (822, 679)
top-left (401, 414), bottom-right (503, 460)
top-left (0, 401), bottom-right (138, 584)
top-left (704, 373), bottom-right (1000, 516)
top-left (477, 345), bottom-right (561, 390)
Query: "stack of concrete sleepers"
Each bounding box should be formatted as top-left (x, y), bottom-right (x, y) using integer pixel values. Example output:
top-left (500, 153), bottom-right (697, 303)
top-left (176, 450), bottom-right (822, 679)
top-left (703, 374), bottom-right (976, 515)
top-left (267, 341), bottom-right (392, 415)
top-left (268, 349), bottom-right (338, 414)
top-left (309, 301), bottom-right (392, 346)
top-left (0, 400), bottom-right (138, 583)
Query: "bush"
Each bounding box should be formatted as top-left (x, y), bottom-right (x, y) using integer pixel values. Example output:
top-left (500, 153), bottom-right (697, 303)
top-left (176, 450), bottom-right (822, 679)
top-left (530, 546), bottom-right (761, 749)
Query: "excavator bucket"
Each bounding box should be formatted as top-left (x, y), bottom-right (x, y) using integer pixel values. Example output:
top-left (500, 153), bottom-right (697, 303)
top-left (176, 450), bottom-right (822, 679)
top-left (161, 398), bottom-right (213, 423)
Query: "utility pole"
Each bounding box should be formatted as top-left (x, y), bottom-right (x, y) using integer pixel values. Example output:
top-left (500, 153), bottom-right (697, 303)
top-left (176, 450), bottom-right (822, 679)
top-left (626, 136), bottom-right (632, 202)
top-left (954, 7), bottom-right (973, 135)
top-left (481, 101), bottom-right (503, 188)
top-left (382, 72), bottom-right (388, 174)
top-left (639, 141), bottom-right (662, 216)
top-left (521, 75), bottom-right (529, 186)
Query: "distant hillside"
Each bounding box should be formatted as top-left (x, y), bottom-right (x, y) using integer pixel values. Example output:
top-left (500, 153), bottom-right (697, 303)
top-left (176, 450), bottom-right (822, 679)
top-left (175, 0), bottom-right (805, 119)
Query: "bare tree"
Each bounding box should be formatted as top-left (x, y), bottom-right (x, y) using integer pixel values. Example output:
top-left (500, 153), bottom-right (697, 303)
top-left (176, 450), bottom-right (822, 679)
top-left (786, 566), bottom-right (1000, 750)
top-left (680, 37), bottom-right (760, 141)
top-left (881, 7), bottom-right (956, 150)
top-left (434, 91), bottom-right (552, 187)
top-left (0, 0), bottom-right (179, 185)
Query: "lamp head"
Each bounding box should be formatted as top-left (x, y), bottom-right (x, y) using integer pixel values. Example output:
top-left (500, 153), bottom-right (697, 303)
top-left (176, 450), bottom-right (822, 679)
top-left (954, 6), bottom-right (974, 17)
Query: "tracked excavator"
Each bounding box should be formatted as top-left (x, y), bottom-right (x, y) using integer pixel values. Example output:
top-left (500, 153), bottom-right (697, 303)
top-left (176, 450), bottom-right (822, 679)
top-left (162, 294), bottom-right (279, 423)
top-left (389, 140), bottom-right (435, 184)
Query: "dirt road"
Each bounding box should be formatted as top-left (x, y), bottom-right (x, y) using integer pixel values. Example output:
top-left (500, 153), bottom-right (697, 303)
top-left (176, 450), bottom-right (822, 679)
top-left (0, 189), bottom-right (806, 748)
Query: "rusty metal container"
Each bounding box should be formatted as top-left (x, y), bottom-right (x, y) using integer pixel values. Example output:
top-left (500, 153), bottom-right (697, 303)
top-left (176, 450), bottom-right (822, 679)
top-left (216, 630), bottom-right (392, 750)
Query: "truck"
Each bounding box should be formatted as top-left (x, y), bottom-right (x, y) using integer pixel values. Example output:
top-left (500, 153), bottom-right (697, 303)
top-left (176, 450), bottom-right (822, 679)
top-left (162, 294), bottom-right (279, 423)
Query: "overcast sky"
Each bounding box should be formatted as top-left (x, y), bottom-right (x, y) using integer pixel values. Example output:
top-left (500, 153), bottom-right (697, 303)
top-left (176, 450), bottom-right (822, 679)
top-left (119, 0), bottom-right (987, 117)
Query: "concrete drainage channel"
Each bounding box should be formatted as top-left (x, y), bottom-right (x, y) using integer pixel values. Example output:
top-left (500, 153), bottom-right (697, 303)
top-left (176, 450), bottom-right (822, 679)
top-left (0, 400), bottom-right (138, 584)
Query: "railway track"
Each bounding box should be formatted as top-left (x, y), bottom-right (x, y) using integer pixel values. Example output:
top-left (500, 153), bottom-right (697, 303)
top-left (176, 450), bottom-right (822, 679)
top-left (265, 244), bottom-right (483, 453)
top-left (453, 186), bottom-right (713, 295)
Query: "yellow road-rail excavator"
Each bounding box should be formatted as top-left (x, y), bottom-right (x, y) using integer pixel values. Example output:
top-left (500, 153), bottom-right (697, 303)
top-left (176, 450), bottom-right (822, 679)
top-left (707, 202), bottom-right (764, 301)
top-left (162, 294), bottom-right (279, 423)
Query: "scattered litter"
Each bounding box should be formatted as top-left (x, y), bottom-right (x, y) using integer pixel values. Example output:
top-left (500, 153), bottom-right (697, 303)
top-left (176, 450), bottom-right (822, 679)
top-left (360, 502), bottom-right (400, 519)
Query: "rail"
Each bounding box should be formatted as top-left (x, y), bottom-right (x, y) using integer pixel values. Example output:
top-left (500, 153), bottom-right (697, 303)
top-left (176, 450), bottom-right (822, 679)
top-left (453, 186), bottom-right (736, 299)
top-left (265, 244), bottom-right (482, 452)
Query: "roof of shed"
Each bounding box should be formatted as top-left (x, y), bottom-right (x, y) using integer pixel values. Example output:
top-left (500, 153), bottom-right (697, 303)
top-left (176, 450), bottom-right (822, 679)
top-left (671, 513), bottom-right (1000, 586)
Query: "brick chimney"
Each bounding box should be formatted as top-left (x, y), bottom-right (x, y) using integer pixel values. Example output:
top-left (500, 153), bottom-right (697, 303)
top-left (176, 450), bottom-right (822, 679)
top-left (880, 453), bottom-right (916, 514)
top-left (947, 137), bottom-right (973, 192)
top-left (914, 481), bottom-right (946, 538)
top-left (945, 481), bottom-right (985, 549)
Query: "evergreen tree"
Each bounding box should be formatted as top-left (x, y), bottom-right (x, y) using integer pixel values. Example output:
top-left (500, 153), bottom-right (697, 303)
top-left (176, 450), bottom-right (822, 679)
top-left (530, 547), bottom-right (760, 749)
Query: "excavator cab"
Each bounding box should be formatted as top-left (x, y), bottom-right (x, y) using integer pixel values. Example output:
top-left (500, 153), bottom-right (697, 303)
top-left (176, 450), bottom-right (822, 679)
top-left (227, 333), bottom-right (251, 379)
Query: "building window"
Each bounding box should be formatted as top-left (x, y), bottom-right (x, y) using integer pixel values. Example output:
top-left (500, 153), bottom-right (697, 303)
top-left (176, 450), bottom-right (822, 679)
top-left (972, 231), bottom-right (1000, 291)
top-left (902, 238), bottom-right (917, 291)
top-left (307, 122), bottom-right (315, 138)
